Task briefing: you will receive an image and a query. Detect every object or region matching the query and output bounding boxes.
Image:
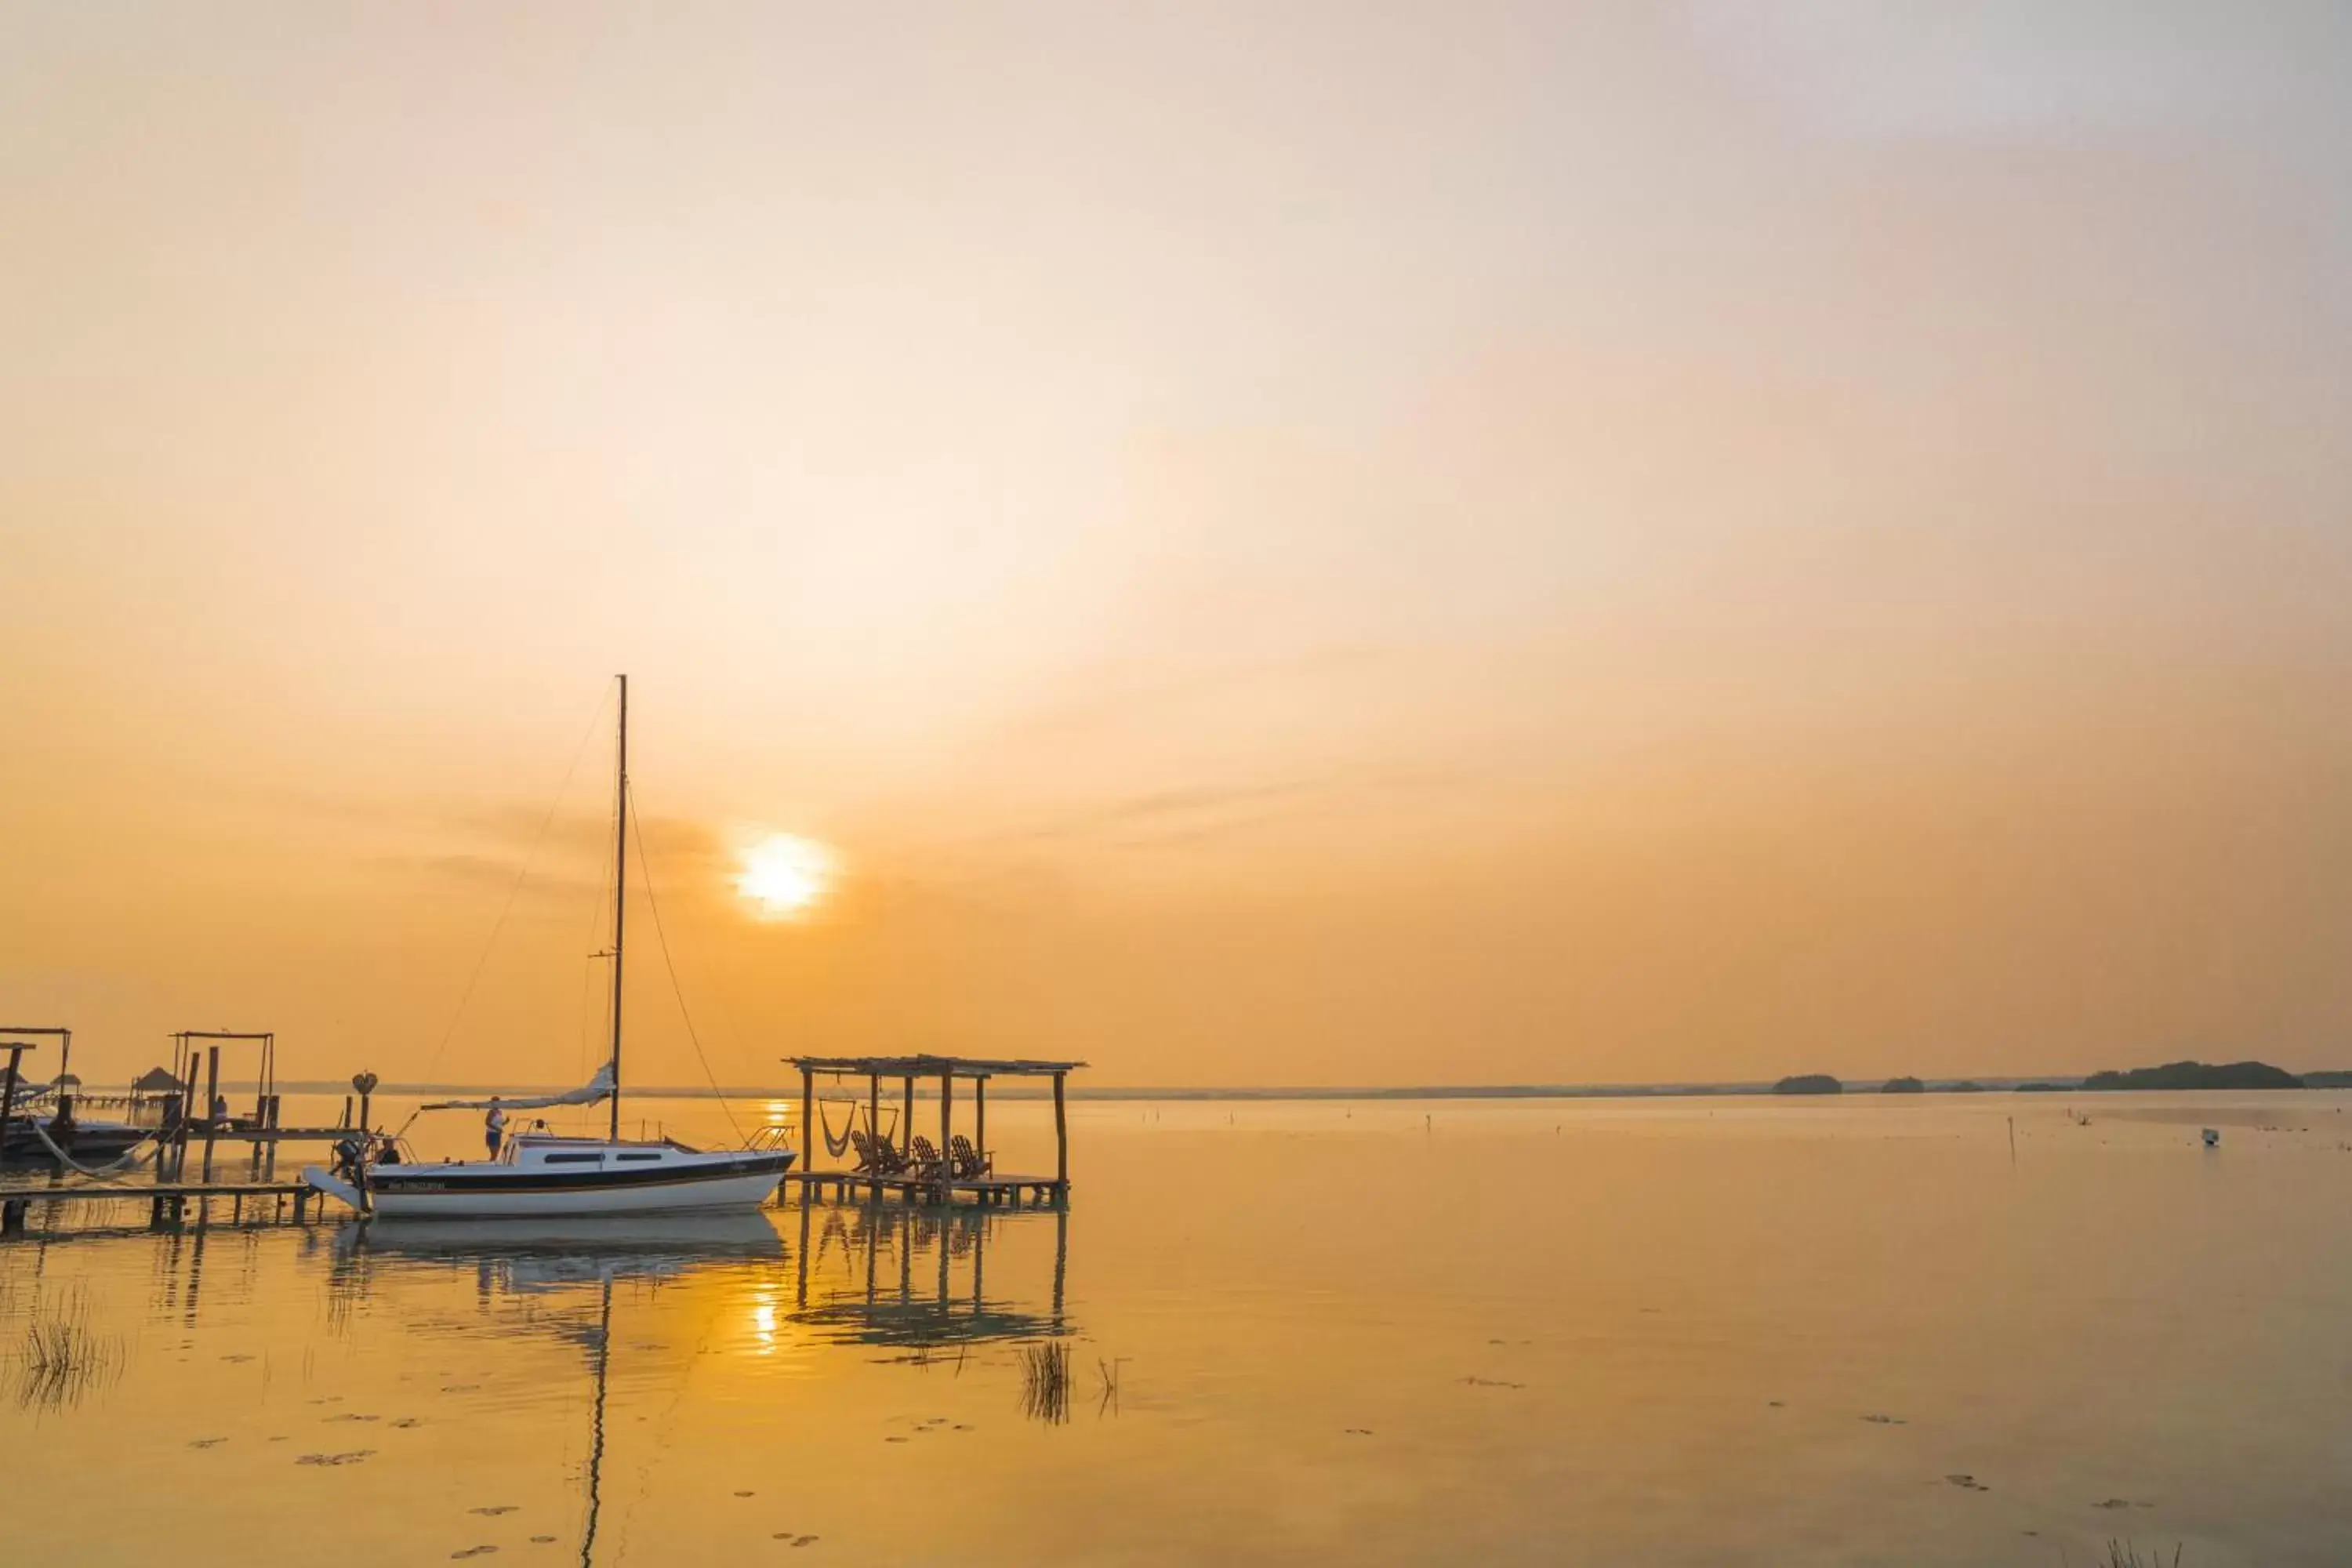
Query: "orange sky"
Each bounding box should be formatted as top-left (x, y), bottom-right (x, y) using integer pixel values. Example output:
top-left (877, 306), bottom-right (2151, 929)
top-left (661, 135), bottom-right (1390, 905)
top-left (5, 3), bottom-right (2350, 1088)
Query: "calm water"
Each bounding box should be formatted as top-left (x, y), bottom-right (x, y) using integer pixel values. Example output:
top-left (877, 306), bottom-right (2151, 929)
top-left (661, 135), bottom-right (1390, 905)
top-left (2, 1093), bottom-right (2349, 1565)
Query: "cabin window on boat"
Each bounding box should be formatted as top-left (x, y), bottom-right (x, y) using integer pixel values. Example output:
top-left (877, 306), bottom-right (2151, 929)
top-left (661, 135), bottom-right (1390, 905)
top-left (542, 1153), bottom-right (602, 1164)
top-left (615, 1152), bottom-right (662, 1162)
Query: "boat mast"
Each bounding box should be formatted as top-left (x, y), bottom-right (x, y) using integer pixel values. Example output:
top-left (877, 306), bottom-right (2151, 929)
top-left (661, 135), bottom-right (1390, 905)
top-left (609, 673), bottom-right (628, 1142)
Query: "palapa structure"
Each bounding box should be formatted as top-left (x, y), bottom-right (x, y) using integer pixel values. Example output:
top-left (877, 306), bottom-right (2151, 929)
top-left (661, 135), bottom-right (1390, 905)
top-left (786, 1054), bottom-right (1086, 1206)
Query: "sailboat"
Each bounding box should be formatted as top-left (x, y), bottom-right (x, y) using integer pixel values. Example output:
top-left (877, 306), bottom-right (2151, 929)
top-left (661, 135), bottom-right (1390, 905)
top-left (302, 675), bottom-right (797, 1218)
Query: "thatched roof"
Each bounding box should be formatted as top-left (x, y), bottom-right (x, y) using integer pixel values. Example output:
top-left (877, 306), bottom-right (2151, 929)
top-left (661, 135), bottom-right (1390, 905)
top-left (49, 1072), bottom-right (81, 1088)
top-left (131, 1066), bottom-right (183, 1092)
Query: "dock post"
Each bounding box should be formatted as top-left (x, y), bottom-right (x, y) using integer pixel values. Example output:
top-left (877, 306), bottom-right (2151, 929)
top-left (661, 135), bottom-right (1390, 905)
top-left (0, 1045), bottom-right (24, 1160)
top-left (353, 1072), bottom-right (376, 1218)
top-left (199, 1045), bottom-right (221, 1181)
top-left (1052, 1069), bottom-right (1069, 1198)
top-left (798, 1065), bottom-right (814, 1172)
top-left (900, 1076), bottom-right (913, 1160)
top-left (938, 1069), bottom-right (953, 1206)
top-left (868, 1073), bottom-right (881, 1202)
top-left (975, 1076), bottom-right (986, 1180)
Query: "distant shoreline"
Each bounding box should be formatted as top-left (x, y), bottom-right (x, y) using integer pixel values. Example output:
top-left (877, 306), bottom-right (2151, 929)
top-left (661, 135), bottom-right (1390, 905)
top-left (250, 1073), bottom-right (2351, 1103)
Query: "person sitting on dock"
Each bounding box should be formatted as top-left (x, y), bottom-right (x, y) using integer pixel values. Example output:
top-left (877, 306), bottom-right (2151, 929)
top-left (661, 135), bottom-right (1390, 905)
top-left (209, 1091), bottom-right (230, 1124)
top-left (485, 1098), bottom-right (506, 1159)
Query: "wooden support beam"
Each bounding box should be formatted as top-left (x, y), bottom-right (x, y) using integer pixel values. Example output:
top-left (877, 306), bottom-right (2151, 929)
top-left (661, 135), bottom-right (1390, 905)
top-left (0, 1046), bottom-right (23, 1153)
top-left (975, 1077), bottom-right (986, 1174)
top-left (938, 1070), bottom-right (953, 1204)
top-left (799, 1066), bottom-right (815, 1171)
top-left (1053, 1071), bottom-right (1069, 1189)
top-left (200, 1046), bottom-right (221, 1182)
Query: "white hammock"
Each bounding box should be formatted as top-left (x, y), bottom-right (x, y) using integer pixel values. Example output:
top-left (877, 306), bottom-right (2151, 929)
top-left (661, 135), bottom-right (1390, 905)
top-left (27, 1118), bottom-right (162, 1184)
top-left (423, 1060), bottom-right (615, 1112)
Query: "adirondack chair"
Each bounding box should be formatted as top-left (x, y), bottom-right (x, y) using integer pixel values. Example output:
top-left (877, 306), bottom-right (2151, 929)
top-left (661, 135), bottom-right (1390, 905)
top-left (949, 1134), bottom-right (992, 1179)
top-left (907, 1135), bottom-right (947, 1179)
top-left (851, 1128), bottom-right (907, 1175)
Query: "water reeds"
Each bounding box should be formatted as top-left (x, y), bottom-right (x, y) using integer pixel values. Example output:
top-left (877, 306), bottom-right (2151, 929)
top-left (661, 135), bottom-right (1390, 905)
top-left (11, 1283), bottom-right (125, 1413)
top-left (2103, 1543), bottom-right (2183, 1568)
top-left (1018, 1340), bottom-right (1071, 1425)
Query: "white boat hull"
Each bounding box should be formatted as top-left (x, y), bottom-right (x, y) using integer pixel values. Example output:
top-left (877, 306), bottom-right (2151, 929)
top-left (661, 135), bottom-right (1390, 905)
top-left (302, 1144), bottom-right (793, 1219)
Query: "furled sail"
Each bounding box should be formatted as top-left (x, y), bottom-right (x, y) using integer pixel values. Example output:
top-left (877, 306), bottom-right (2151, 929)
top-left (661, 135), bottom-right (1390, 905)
top-left (423, 1059), bottom-right (615, 1112)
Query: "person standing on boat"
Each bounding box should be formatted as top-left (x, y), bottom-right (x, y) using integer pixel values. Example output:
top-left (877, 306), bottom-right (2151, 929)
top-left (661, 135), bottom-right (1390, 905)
top-left (485, 1098), bottom-right (506, 1159)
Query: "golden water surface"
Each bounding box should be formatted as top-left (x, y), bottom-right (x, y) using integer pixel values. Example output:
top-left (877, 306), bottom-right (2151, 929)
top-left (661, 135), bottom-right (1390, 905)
top-left (2, 1094), bottom-right (2347, 1565)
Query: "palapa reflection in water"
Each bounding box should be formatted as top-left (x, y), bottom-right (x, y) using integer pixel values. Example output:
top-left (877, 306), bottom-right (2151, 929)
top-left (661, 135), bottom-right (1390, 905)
top-left (789, 1197), bottom-right (1072, 1350)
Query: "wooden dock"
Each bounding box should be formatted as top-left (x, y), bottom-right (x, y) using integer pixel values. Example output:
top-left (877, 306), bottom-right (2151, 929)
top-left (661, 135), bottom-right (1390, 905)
top-left (779, 1170), bottom-right (1068, 1207)
top-left (0, 1179), bottom-right (328, 1236)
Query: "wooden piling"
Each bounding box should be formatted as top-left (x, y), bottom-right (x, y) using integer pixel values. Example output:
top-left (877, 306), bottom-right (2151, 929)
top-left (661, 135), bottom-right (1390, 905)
top-left (0, 1045), bottom-right (24, 1153)
top-left (199, 1045), bottom-right (221, 1181)
top-left (938, 1069), bottom-right (953, 1204)
top-left (1053, 1069), bottom-right (1069, 1192)
top-left (867, 1072), bottom-right (881, 1200)
top-left (798, 1065), bottom-right (814, 1171)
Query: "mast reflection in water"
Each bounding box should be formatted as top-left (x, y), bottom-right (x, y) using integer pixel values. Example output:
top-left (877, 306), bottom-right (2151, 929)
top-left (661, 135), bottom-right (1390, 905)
top-left (316, 1203), bottom-right (1077, 1562)
top-left (331, 1214), bottom-right (788, 1566)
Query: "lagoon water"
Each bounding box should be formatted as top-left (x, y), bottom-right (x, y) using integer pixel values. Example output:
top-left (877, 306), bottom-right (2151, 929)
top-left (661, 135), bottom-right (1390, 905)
top-left (3, 1092), bottom-right (2349, 1565)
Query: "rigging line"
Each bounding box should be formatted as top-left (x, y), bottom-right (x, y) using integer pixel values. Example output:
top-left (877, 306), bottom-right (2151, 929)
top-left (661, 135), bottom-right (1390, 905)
top-left (625, 779), bottom-right (749, 1145)
top-left (420, 684), bottom-right (614, 1086)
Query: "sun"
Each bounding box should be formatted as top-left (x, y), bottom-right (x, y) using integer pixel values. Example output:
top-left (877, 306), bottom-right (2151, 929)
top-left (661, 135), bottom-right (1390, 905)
top-left (735, 833), bottom-right (833, 920)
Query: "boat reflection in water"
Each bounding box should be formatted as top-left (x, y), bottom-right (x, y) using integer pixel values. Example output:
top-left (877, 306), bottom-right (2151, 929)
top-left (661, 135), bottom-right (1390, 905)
top-left (314, 1203), bottom-right (1076, 1561)
top-left (329, 1212), bottom-right (788, 1567)
top-left (332, 1210), bottom-right (787, 1293)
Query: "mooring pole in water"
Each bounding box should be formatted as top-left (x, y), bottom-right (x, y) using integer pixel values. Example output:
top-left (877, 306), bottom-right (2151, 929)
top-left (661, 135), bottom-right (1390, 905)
top-left (2008, 1116), bottom-right (2016, 1164)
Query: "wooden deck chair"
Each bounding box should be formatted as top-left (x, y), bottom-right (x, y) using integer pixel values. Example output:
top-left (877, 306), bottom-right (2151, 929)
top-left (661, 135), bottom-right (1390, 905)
top-left (850, 1127), bottom-right (899, 1174)
top-left (949, 1134), bottom-right (992, 1179)
top-left (908, 1135), bottom-right (946, 1178)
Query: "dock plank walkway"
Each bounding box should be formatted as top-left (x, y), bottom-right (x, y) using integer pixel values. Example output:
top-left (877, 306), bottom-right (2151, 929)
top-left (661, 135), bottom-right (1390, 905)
top-left (778, 1170), bottom-right (1066, 1207)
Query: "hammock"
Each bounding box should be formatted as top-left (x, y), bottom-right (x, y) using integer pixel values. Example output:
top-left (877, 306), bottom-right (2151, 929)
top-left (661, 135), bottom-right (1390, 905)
top-left (423, 1059), bottom-right (615, 1112)
top-left (815, 1100), bottom-right (857, 1159)
top-left (27, 1119), bottom-right (162, 1184)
